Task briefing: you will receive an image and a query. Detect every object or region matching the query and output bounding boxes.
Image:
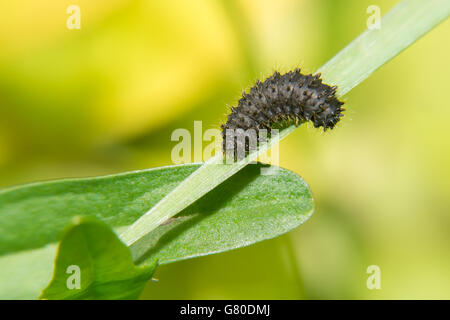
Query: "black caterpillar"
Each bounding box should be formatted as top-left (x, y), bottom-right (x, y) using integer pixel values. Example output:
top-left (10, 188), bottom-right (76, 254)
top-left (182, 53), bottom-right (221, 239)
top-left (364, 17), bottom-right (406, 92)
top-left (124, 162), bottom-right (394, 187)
top-left (221, 68), bottom-right (345, 160)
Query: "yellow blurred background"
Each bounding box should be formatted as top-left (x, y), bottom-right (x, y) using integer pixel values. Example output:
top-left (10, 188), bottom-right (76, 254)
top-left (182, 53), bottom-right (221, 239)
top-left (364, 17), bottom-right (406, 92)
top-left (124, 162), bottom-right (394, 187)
top-left (0, 0), bottom-right (449, 299)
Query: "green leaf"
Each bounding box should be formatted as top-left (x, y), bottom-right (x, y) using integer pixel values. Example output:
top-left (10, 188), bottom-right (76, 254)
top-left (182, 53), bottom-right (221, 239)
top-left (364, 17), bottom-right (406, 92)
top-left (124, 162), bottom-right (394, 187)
top-left (0, 163), bottom-right (313, 299)
top-left (0, 164), bottom-right (199, 256)
top-left (129, 163), bottom-right (314, 265)
top-left (40, 217), bottom-right (157, 300)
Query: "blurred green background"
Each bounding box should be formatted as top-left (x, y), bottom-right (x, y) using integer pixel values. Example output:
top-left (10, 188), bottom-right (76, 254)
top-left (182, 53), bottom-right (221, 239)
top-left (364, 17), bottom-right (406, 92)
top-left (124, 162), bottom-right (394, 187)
top-left (0, 0), bottom-right (449, 299)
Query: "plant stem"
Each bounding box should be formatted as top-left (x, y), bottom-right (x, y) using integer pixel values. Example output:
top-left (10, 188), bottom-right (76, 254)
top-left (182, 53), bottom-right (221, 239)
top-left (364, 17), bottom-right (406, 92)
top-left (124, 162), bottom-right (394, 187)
top-left (120, 0), bottom-right (449, 251)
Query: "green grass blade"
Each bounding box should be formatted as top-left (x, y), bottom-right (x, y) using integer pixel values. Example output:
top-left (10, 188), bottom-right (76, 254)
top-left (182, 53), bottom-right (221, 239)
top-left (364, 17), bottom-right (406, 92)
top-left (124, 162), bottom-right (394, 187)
top-left (120, 0), bottom-right (449, 252)
top-left (120, 126), bottom-right (296, 248)
top-left (318, 0), bottom-right (450, 96)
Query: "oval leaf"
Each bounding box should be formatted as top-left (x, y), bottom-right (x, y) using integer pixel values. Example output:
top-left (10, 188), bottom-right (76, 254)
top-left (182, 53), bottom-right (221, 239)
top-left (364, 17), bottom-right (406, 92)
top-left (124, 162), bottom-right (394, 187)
top-left (129, 164), bottom-right (314, 265)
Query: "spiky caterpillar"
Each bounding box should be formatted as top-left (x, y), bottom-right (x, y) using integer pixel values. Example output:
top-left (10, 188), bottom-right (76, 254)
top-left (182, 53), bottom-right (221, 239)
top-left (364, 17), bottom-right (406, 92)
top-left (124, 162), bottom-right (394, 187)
top-left (221, 68), bottom-right (345, 160)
